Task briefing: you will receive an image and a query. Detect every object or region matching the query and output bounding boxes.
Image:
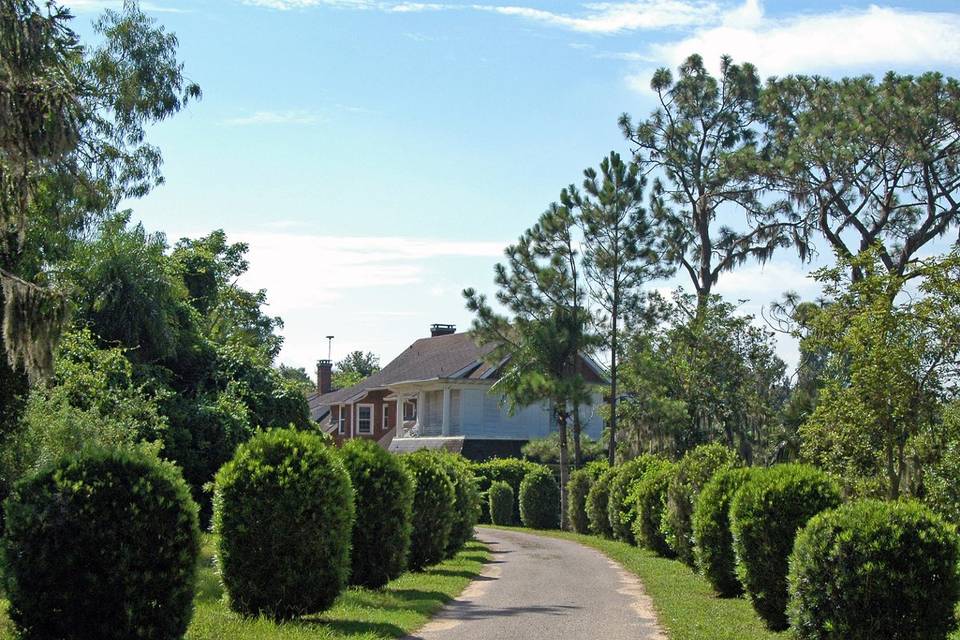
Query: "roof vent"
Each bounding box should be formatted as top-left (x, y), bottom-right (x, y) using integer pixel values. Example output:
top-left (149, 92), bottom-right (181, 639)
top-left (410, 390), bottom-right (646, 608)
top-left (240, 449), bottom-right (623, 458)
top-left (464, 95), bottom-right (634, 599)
top-left (430, 323), bottom-right (456, 337)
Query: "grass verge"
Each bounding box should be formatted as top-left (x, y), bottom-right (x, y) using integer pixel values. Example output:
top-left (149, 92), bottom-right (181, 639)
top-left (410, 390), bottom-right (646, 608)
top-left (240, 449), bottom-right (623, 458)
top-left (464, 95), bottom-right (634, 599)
top-left (488, 525), bottom-right (787, 640)
top-left (0, 536), bottom-right (489, 640)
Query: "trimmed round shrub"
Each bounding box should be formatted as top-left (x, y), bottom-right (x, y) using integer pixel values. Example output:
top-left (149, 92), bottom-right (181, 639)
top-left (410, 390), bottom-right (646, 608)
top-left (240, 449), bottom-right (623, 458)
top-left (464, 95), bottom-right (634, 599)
top-left (788, 499), bottom-right (960, 640)
top-left (437, 453), bottom-right (481, 557)
top-left (520, 466), bottom-right (560, 529)
top-left (213, 428), bottom-right (354, 619)
top-left (607, 455), bottom-right (658, 543)
top-left (586, 466), bottom-right (617, 538)
top-left (730, 464), bottom-right (841, 631)
top-left (567, 468), bottom-right (594, 534)
top-left (663, 443), bottom-right (738, 567)
top-left (339, 439), bottom-right (413, 589)
top-left (692, 467), bottom-right (755, 597)
top-left (472, 458), bottom-right (542, 523)
top-left (629, 459), bottom-right (678, 557)
top-left (2, 447), bottom-right (200, 640)
top-left (488, 481), bottom-right (515, 525)
top-left (403, 450), bottom-right (456, 570)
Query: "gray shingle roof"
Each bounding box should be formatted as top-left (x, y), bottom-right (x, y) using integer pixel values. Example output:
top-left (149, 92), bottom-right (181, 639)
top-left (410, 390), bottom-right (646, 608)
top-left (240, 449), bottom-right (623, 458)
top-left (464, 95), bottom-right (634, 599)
top-left (315, 332), bottom-right (498, 408)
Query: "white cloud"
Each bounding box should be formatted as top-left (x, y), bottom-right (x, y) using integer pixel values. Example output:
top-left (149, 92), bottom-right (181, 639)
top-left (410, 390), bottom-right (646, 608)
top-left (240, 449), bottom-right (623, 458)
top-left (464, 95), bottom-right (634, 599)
top-left (646, 1), bottom-right (960, 78)
top-left (221, 110), bottom-right (324, 126)
top-left (234, 232), bottom-right (506, 314)
top-left (472, 0), bottom-right (719, 34)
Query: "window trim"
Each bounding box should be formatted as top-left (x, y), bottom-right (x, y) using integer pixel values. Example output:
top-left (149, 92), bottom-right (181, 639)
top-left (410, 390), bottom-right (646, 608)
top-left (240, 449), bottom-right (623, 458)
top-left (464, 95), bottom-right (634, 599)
top-left (337, 405), bottom-right (346, 435)
top-left (356, 403), bottom-right (374, 435)
top-left (382, 404), bottom-right (390, 431)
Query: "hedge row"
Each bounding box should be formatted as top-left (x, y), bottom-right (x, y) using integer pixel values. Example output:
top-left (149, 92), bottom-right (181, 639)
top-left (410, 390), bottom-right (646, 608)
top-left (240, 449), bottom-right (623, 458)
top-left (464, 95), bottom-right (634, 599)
top-left (1, 429), bottom-right (482, 637)
top-left (571, 445), bottom-right (960, 639)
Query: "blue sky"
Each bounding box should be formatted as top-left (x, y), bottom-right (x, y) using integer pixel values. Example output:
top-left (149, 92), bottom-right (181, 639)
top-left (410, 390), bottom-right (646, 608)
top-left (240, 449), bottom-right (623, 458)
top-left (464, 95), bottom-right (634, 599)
top-left (66, 0), bottom-right (960, 375)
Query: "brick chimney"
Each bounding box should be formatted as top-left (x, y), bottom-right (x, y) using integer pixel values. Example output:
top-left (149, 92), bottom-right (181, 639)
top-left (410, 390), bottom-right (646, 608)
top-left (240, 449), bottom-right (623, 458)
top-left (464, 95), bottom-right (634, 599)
top-left (430, 323), bottom-right (456, 337)
top-left (316, 359), bottom-right (333, 394)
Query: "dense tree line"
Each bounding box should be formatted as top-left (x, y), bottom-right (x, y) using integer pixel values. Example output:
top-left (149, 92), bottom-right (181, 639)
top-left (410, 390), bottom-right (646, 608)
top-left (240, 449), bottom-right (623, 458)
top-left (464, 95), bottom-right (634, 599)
top-left (469, 53), bottom-right (960, 520)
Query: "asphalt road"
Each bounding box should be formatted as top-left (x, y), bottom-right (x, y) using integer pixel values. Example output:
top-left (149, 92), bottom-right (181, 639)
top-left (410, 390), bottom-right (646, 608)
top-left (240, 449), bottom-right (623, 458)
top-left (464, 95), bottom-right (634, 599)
top-left (406, 527), bottom-right (666, 640)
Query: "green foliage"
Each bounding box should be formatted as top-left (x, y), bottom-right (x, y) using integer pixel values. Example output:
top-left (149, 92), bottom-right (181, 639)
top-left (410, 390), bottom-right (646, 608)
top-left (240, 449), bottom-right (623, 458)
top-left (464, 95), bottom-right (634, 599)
top-left (663, 443), bottom-right (738, 566)
top-left (730, 464), bottom-right (841, 631)
top-left (926, 403), bottom-right (960, 524)
top-left (338, 439), bottom-right (413, 589)
top-left (488, 481), bottom-right (515, 526)
top-left (586, 466), bottom-right (617, 538)
top-left (277, 364), bottom-right (316, 395)
top-left (472, 458), bottom-right (543, 524)
top-left (788, 499), bottom-right (960, 640)
top-left (567, 467), bottom-right (594, 534)
top-left (629, 458), bottom-right (678, 556)
top-left (213, 429), bottom-right (354, 619)
top-left (799, 250), bottom-right (960, 499)
top-left (607, 455), bottom-right (658, 543)
top-left (437, 453), bottom-right (481, 557)
top-left (332, 351), bottom-right (380, 390)
top-left (2, 447), bottom-right (199, 640)
top-left (692, 467), bottom-right (756, 597)
top-left (519, 466), bottom-right (560, 529)
top-left (403, 450), bottom-right (456, 571)
top-left (522, 432), bottom-right (606, 465)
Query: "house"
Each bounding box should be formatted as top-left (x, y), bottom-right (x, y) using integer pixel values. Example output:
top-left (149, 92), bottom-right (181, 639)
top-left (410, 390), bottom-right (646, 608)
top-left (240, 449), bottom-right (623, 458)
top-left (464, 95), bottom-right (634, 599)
top-left (308, 324), bottom-right (607, 460)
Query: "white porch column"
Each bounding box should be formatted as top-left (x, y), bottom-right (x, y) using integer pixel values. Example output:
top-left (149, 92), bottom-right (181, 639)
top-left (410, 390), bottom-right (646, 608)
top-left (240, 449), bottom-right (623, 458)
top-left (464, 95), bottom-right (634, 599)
top-left (416, 391), bottom-right (426, 431)
top-left (441, 387), bottom-right (451, 436)
top-left (396, 395), bottom-right (404, 437)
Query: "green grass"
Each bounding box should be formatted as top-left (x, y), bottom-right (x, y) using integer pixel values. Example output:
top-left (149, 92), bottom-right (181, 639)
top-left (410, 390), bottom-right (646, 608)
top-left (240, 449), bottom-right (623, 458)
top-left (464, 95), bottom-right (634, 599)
top-left (0, 536), bottom-right (489, 640)
top-left (490, 526), bottom-right (788, 640)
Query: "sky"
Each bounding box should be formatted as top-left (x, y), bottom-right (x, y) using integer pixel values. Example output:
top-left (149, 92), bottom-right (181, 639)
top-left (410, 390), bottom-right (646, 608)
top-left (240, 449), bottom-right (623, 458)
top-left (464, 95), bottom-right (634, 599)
top-left (63, 0), bottom-right (960, 377)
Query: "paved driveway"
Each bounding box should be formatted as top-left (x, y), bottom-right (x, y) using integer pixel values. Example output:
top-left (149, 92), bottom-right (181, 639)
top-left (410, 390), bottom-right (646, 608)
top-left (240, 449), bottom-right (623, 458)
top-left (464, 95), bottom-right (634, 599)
top-left (406, 527), bottom-right (666, 640)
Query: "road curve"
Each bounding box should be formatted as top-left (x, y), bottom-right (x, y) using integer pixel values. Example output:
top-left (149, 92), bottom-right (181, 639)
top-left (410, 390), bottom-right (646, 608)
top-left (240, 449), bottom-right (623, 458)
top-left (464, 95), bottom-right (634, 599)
top-left (406, 527), bottom-right (666, 640)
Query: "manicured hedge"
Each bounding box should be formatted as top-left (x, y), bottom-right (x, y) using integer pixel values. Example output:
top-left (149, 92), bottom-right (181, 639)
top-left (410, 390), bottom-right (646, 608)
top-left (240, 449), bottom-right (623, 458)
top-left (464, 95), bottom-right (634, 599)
top-left (789, 499), bottom-right (960, 640)
top-left (404, 450), bottom-right (456, 570)
top-left (692, 466), bottom-right (755, 597)
top-left (488, 481), bottom-right (515, 525)
top-left (2, 447), bottom-right (200, 640)
top-left (567, 468), bottom-right (594, 534)
top-left (338, 439), bottom-right (413, 589)
top-left (520, 466), bottom-right (560, 529)
top-left (438, 453), bottom-right (481, 557)
top-left (607, 455), bottom-right (658, 544)
top-left (472, 458), bottom-right (543, 524)
top-left (213, 428), bottom-right (354, 619)
top-left (629, 458), bottom-right (677, 557)
top-left (730, 464), bottom-right (840, 631)
top-left (586, 466), bottom-right (617, 538)
top-left (663, 443), bottom-right (737, 567)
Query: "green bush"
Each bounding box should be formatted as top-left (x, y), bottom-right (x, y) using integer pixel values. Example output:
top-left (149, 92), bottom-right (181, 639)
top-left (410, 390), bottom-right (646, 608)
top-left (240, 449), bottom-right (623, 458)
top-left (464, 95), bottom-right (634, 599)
top-left (520, 466), bottom-right (560, 529)
top-left (730, 464), bottom-right (841, 631)
top-left (607, 455), bottom-right (658, 543)
top-left (629, 459), bottom-right (678, 557)
top-left (788, 499), bottom-right (960, 640)
top-left (488, 481), bottom-right (515, 525)
top-left (213, 428), bottom-right (354, 619)
top-left (567, 468), bottom-right (594, 534)
top-left (403, 450), bottom-right (456, 570)
top-left (663, 443), bottom-right (737, 567)
top-left (338, 439), bottom-right (413, 589)
top-left (586, 466), bottom-right (617, 538)
top-left (437, 453), bottom-right (481, 557)
top-left (692, 467), bottom-right (755, 597)
top-left (472, 458), bottom-right (541, 523)
top-left (2, 447), bottom-right (199, 640)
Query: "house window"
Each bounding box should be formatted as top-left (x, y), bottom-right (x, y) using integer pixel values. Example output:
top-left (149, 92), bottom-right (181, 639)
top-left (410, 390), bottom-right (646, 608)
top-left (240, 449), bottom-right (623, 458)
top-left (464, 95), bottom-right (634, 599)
top-left (382, 404), bottom-right (390, 430)
top-left (338, 407), bottom-right (346, 435)
top-left (403, 400), bottom-right (416, 421)
top-left (357, 404), bottom-right (373, 435)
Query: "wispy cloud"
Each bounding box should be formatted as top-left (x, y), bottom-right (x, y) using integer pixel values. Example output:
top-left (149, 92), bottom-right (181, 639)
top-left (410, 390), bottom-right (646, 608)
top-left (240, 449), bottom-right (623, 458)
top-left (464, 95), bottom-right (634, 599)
top-left (221, 110), bottom-right (325, 126)
top-left (472, 1), bottom-right (718, 34)
top-left (635, 0), bottom-right (960, 84)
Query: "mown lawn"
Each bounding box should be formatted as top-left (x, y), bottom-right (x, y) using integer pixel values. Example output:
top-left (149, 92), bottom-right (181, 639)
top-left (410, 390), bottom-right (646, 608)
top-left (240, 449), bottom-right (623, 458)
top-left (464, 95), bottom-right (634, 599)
top-left (0, 536), bottom-right (489, 640)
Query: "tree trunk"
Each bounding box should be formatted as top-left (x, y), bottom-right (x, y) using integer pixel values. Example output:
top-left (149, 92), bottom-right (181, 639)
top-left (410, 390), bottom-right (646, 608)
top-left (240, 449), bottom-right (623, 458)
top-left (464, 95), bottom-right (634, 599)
top-left (885, 437), bottom-right (900, 500)
top-left (558, 406), bottom-right (570, 530)
top-left (572, 400), bottom-right (582, 469)
top-left (607, 303), bottom-right (618, 465)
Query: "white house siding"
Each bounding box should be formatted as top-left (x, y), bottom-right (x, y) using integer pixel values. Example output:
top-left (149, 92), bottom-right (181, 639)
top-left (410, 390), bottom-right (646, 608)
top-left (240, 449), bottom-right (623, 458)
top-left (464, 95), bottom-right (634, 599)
top-left (454, 388), bottom-right (605, 440)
